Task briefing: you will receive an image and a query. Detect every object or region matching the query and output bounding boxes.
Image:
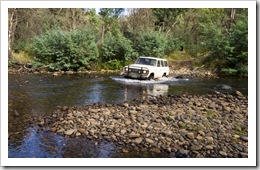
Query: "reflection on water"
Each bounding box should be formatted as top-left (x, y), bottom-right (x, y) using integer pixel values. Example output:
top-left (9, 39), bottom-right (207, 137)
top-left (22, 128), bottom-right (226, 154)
top-left (8, 73), bottom-right (248, 158)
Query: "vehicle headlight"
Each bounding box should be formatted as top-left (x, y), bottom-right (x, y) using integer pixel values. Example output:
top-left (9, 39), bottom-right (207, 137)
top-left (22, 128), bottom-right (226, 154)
top-left (142, 68), bottom-right (149, 74)
top-left (124, 67), bottom-right (128, 71)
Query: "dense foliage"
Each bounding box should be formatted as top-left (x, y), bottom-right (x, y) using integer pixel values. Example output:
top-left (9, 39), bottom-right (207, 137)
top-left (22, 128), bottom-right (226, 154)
top-left (8, 8), bottom-right (248, 76)
top-left (31, 29), bottom-right (98, 71)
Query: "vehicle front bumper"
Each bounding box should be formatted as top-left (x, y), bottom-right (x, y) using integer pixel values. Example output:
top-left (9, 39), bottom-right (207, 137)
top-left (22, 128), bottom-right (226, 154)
top-left (124, 72), bottom-right (149, 80)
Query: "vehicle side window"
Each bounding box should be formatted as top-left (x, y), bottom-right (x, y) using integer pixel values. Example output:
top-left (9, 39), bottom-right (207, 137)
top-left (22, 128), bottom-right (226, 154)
top-left (157, 61), bottom-right (160, 67)
top-left (164, 61), bottom-right (168, 67)
top-left (160, 60), bottom-right (164, 67)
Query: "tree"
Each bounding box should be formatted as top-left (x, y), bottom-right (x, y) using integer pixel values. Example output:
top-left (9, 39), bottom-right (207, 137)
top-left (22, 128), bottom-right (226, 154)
top-left (8, 8), bottom-right (17, 58)
top-left (98, 8), bottom-right (124, 44)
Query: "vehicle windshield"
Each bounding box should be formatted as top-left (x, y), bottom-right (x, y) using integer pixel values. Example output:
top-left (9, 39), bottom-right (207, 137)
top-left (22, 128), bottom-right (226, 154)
top-left (135, 58), bottom-right (157, 66)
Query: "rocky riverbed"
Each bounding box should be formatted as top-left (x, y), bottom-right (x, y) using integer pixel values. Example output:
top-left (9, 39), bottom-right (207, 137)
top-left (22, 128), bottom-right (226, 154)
top-left (43, 93), bottom-right (248, 158)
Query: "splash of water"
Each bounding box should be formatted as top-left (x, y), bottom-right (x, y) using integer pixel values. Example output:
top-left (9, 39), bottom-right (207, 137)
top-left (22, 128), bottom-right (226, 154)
top-left (110, 76), bottom-right (189, 85)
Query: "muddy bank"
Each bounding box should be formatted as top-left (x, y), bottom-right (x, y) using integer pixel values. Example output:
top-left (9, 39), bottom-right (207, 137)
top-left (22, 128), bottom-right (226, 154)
top-left (43, 93), bottom-right (248, 158)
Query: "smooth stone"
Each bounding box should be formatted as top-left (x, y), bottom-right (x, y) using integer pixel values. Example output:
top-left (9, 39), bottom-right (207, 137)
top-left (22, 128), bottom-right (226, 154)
top-left (64, 129), bottom-right (75, 136)
top-left (219, 151), bottom-right (227, 157)
top-left (132, 137), bottom-right (143, 144)
top-left (187, 132), bottom-right (195, 139)
top-left (240, 136), bottom-right (248, 142)
top-left (89, 109), bottom-right (99, 113)
top-left (205, 137), bottom-right (214, 144)
top-left (205, 145), bottom-right (214, 150)
top-left (145, 138), bottom-right (154, 144)
top-left (129, 133), bottom-right (141, 138)
top-left (190, 145), bottom-right (202, 151)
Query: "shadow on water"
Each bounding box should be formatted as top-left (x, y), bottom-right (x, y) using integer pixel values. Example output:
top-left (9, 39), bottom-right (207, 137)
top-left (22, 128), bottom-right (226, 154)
top-left (8, 73), bottom-right (248, 158)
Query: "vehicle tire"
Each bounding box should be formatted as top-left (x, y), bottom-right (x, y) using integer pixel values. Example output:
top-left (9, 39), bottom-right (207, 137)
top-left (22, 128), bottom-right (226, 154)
top-left (148, 74), bottom-right (154, 80)
top-left (162, 73), bottom-right (167, 77)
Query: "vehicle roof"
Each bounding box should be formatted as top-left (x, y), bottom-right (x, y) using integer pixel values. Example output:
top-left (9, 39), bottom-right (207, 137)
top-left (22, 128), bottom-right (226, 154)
top-left (138, 56), bottom-right (168, 61)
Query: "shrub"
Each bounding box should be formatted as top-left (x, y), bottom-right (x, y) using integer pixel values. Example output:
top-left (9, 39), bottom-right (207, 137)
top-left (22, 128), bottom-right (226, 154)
top-left (134, 31), bottom-right (167, 58)
top-left (31, 29), bottom-right (98, 71)
top-left (101, 33), bottom-right (137, 62)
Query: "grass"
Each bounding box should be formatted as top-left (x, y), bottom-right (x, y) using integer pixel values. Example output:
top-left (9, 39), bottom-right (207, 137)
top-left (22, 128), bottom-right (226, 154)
top-left (11, 51), bottom-right (33, 64)
top-left (165, 51), bottom-right (193, 61)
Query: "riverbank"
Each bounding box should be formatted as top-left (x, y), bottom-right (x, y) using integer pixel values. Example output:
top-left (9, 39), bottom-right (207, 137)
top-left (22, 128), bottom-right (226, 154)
top-left (43, 93), bottom-right (248, 158)
top-left (8, 61), bottom-right (218, 78)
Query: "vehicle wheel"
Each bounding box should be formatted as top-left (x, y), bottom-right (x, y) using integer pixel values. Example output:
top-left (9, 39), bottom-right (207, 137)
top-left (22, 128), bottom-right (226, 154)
top-left (162, 73), bottom-right (167, 77)
top-left (148, 74), bottom-right (154, 80)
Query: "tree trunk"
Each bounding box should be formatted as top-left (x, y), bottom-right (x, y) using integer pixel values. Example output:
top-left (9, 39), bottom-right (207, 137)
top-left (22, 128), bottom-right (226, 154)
top-left (70, 8), bottom-right (76, 30)
top-left (231, 8), bottom-right (236, 20)
top-left (101, 25), bottom-right (105, 44)
top-left (8, 8), bottom-right (16, 59)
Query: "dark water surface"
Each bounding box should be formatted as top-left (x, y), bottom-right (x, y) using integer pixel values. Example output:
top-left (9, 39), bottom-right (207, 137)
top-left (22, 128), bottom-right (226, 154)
top-left (8, 73), bottom-right (248, 158)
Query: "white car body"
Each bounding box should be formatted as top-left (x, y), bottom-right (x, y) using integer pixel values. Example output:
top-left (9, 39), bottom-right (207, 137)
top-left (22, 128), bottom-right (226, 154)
top-left (123, 56), bottom-right (169, 80)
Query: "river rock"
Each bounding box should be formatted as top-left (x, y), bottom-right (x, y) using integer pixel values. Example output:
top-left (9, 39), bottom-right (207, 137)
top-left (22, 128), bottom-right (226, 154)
top-left (205, 137), bottom-right (214, 144)
top-left (73, 112), bottom-right (83, 117)
top-left (240, 136), bottom-right (248, 142)
top-left (236, 91), bottom-right (243, 96)
top-left (145, 138), bottom-right (154, 144)
top-left (187, 132), bottom-right (195, 139)
top-left (123, 103), bottom-right (129, 108)
top-left (114, 114), bottom-right (122, 119)
top-left (89, 109), bottom-right (99, 113)
top-left (129, 110), bottom-right (137, 114)
top-left (65, 129), bottom-right (75, 136)
top-left (196, 135), bottom-right (203, 141)
top-left (190, 145), bottom-right (202, 151)
top-left (205, 145), bottom-right (214, 150)
top-left (129, 133), bottom-right (141, 138)
top-left (219, 151), bottom-right (227, 157)
top-left (132, 137), bottom-right (143, 144)
top-left (102, 109), bottom-right (111, 115)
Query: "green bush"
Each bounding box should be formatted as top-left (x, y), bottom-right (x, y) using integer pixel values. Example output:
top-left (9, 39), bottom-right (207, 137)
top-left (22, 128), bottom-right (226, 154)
top-left (134, 31), bottom-right (167, 58)
top-left (101, 33), bottom-right (137, 62)
top-left (200, 13), bottom-right (248, 76)
top-left (31, 29), bottom-right (98, 71)
top-left (165, 36), bottom-right (184, 55)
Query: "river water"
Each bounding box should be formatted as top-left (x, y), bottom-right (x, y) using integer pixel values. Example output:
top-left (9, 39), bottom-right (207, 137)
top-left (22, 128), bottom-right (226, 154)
top-left (8, 73), bottom-right (248, 158)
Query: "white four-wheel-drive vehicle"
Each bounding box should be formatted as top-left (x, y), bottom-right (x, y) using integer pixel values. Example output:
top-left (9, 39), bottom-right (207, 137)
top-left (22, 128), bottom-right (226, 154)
top-left (123, 56), bottom-right (169, 80)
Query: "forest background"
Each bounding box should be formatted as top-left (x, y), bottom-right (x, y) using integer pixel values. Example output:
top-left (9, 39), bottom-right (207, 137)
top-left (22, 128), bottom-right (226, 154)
top-left (8, 8), bottom-right (248, 76)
